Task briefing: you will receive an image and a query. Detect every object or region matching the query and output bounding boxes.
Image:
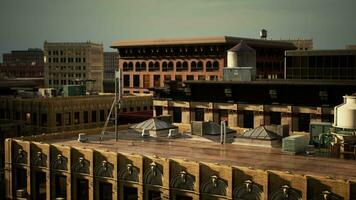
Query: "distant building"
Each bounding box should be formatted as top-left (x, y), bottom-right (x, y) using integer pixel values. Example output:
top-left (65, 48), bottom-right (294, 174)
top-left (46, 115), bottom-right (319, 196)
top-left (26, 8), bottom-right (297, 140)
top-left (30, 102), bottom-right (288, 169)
top-left (111, 36), bottom-right (296, 94)
top-left (0, 94), bottom-right (152, 133)
top-left (346, 44), bottom-right (356, 50)
top-left (285, 49), bottom-right (356, 80)
top-left (44, 41), bottom-right (104, 92)
top-left (0, 48), bottom-right (44, 78)
top-left (280, 38), bottom-right (313, 50)
top-left (104, 52), bottom-right (119, 80)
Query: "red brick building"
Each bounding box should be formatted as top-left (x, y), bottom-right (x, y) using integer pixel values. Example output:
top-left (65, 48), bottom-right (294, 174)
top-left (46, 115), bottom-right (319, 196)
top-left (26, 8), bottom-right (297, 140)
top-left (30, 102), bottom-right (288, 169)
top-left (111, 36), bottom-right (296, 94)
top-left (1, 48), bottom-right (44, 78)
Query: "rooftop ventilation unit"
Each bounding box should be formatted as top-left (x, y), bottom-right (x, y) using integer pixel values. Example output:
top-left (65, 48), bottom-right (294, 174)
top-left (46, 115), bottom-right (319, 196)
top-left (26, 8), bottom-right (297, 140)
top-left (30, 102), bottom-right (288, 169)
top-left (78, 133), bottom-right (88, 143)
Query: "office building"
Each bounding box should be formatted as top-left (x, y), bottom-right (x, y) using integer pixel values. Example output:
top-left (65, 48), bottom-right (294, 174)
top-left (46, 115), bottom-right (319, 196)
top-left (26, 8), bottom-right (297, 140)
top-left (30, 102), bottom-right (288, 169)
top-left (44, 41), bottom-right (104, 92)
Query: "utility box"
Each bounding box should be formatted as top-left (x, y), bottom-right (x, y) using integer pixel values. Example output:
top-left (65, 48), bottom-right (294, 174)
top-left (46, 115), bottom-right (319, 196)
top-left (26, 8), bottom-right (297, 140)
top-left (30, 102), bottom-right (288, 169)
top-left (282, 134), bottom-right (309, 154)
top-left (62, 85), bottom-right (86, 96)
top-left (309, 122), bottom-right (332, 145)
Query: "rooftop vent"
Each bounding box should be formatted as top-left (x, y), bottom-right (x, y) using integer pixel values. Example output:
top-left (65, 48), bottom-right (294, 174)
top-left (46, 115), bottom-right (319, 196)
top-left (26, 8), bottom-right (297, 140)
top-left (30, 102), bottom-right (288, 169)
top-left (78, 133), bottom-right (88, 143)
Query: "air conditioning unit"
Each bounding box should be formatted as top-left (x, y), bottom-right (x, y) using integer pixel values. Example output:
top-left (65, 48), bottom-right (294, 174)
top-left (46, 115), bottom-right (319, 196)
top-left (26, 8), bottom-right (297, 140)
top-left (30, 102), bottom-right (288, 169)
top-left (168, 129), bottom-right (179, 138)
top-left (16, 189), bottom-right (26, 198)
top-left (142, 129), bottom-right (150, 137)
top-left (78, 133), bottom-right (88, 143)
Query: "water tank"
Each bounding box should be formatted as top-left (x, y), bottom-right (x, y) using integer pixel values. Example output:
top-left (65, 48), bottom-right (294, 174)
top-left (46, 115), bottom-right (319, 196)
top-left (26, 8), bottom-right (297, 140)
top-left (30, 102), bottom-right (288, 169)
top-left (227, 41), bottom-right (256, 68)
top-left (334, 95), bottom-right (356, 129)
top-left (260, 29), bottom-right (267, 39)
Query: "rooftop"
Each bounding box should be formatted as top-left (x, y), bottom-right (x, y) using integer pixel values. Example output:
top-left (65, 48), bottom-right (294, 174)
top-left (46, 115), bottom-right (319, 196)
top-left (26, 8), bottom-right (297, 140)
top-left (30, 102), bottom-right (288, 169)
top-left (41, 130), bottom-right (356, 181)
top-left (111, 36), bottom-right (296, 49)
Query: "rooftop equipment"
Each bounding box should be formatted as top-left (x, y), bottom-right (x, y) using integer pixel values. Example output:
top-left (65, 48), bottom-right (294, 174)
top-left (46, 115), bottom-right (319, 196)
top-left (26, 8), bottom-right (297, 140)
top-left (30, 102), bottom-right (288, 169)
top-left (260, 29), bottom-right (267, 39)
top-left (334, 95), bottom-right (356, 130)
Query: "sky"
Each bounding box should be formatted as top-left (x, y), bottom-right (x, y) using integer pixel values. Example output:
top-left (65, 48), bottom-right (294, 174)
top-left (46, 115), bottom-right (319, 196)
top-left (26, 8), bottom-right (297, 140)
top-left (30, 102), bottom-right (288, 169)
top-left (0, 0), bottom-right (355, 61)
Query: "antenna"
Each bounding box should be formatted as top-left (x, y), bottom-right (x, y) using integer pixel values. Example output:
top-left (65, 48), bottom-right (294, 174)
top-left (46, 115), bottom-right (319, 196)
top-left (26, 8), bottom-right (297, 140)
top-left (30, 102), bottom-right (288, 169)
top-left (100, 68), bottom-right (122, 142)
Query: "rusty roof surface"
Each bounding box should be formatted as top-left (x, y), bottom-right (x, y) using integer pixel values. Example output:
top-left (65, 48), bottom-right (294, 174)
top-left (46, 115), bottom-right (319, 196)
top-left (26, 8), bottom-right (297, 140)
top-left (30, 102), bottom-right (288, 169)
top-left (44, 131), bottom-right (356, 181)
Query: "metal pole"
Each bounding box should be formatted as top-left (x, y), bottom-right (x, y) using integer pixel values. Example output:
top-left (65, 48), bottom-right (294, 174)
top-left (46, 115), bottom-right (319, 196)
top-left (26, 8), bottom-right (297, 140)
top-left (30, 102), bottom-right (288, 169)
top-left (114, 70), bottom-right (119, 141)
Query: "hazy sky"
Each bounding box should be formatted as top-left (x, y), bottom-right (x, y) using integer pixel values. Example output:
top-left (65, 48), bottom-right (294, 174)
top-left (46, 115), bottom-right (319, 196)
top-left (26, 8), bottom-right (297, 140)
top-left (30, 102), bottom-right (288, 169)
top-left (1, 0), bottom-right (355, 61)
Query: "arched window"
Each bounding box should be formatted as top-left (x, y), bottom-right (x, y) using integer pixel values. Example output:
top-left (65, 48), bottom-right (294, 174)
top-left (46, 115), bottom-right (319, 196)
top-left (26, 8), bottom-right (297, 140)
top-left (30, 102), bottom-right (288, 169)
top-left (213, 61), bottom-right (219, 70)
top-left (148, 62), bottom-right (154, 71)
top-left (206, 61), bottom-right (212, 71)
top-left (135, 62), bottom-right (141, 71)
top-left (182, 61), bottom-right (188, 71)
top-left (168, 61), bottom-right (174, 71)
top-left (197, 61), bottom-right (203, 70)
top-left (176, 62), bottom-right (182, 71)
top-left (191, 61), bottom-right (197, 71)
top-left (141, 62), bottom-right (147, 71)
top-left (154, 61), bottom-right (160, 71)
top-left (162, 62), bottom-right (168, 71)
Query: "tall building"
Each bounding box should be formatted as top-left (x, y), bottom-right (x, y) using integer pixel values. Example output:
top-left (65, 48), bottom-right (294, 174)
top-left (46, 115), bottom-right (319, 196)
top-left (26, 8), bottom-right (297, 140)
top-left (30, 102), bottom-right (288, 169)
top-left (111, 36), bottom-right (296, 94)
top-left (104, 52), bottom-right (119, 80)
top-left (0, 48), bottom-right (44, 78)
top-left (285, 49), bottom-right (356, 80)
top-left (44, 41), bottom-right (104, 92)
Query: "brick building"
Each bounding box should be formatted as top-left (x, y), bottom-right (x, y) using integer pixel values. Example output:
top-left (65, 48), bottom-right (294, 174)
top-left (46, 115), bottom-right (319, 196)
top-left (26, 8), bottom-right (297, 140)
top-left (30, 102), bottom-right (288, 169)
top-left (111, 36), bottom-right (296, 94)
top-left (0, 48), bottom-right (44, 78)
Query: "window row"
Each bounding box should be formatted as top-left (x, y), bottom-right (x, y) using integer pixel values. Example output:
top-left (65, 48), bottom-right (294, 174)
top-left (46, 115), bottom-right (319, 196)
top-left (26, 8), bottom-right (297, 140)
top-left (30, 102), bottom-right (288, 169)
top-left (48, 57), bottom-right (86, 63)
top-left (48, 66), bottom-right (86, 70)
top-left (123, 74), bottom-right (219, 88)
top-left (122, 60), bottom-right (220, 72)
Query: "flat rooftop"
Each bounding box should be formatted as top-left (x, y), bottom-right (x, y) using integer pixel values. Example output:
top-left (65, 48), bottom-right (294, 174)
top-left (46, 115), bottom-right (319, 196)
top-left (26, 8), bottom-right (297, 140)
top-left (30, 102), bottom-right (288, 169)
top-left (45, 130), bottom-right (356, 181)
top-left (111, 36), bottom-right (296, 49)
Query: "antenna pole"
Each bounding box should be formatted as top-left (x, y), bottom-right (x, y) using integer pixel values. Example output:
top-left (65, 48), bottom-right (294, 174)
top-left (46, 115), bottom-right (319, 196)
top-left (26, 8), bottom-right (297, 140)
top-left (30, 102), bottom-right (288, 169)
top-left (115, 68), bottom-right (122, 141)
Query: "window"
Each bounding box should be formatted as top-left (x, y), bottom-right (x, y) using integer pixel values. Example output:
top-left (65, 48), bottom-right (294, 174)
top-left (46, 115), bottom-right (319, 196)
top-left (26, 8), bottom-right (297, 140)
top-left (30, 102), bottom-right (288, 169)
top-left (34, 171), bottom-right (46, 200)
top-left (77, 179), bottom-right (89, 200)
top-left (155, 106), bottom-right (163, 116)
top-left (173, 107), bottom-right (182, 123)
top-left (123, 186), bottom-right (138, 200)
top-left (123, 75), bottom-right (130, 87)
top-left (194, 108), bottom-right (204, 121)
top-left (84, 111), bottom-right (89, 124)
top-left (15, 168), bottom-right (27, 192)
top-left (298, 113), bottom-right (310, 132)
top-left (148, 190), bottom-right (161, 200)
top-left (92, 110), bottom-right (97, 123)
top-left (175, 75), bottom-right (182, 84)
top-left (198, 75), bottom-right (205, 80)
top-left (154, 75), bottom-right (161, 87)
top-left (100, 110), bottom-right (105, 122)
top-left (133, 75), bottom-right (140, 88)
top-left (99, 182), bottom-right (113, 200)
top-left (74, 112), bottom-right (80, 125)
top-left (55, 175), bottom-right (67, 199)
top-left (270, 112), bottom-right (281, 125)
top-left (64, 112), bottom-right (71, 126)
top-left (130, 107), bottom-right (134, 112)
top-left (56, 113), bottom-right (62, 126)
top-left (243, 110), bottom-right (254, 128)
top-left (41, 113), bottom-right (47, 126)
top-left (186, 75), bottom-right (194, 81)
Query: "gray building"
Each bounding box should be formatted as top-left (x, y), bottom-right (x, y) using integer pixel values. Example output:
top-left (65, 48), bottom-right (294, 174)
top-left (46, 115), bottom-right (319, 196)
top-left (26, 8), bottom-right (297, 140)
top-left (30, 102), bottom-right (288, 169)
top-left (44, 41), bottom-right (104, 92)
top-left (104, 52), bottom-right (119, 80)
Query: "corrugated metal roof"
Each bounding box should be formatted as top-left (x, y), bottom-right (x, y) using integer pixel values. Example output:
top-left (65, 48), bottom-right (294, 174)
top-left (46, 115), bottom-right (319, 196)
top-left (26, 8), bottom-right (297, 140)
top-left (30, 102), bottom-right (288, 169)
top-left (130, 118), bottom-right (176, 131)
top-left (241, 126), bottom-right (281, 140)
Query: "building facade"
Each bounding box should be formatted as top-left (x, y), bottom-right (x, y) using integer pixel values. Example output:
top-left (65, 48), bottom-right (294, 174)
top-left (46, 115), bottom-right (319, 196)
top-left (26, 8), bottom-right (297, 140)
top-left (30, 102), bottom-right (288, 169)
top-left (0, 95), bottom-right (152, 134)
top-left (111, 36), bottom-right (296, 94)
top-left (44, 41), bottom-right (104, 92)
top-left (0, 48), bottom-right (44, 78)
top-left (104, 52), bottom-right (119, 80)
top-left (151, 80), bottom-right (356, 133)
top-left (285, 49), bottom-right (356, 80)
top-left (4, 132), bottom-right (356, 200)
